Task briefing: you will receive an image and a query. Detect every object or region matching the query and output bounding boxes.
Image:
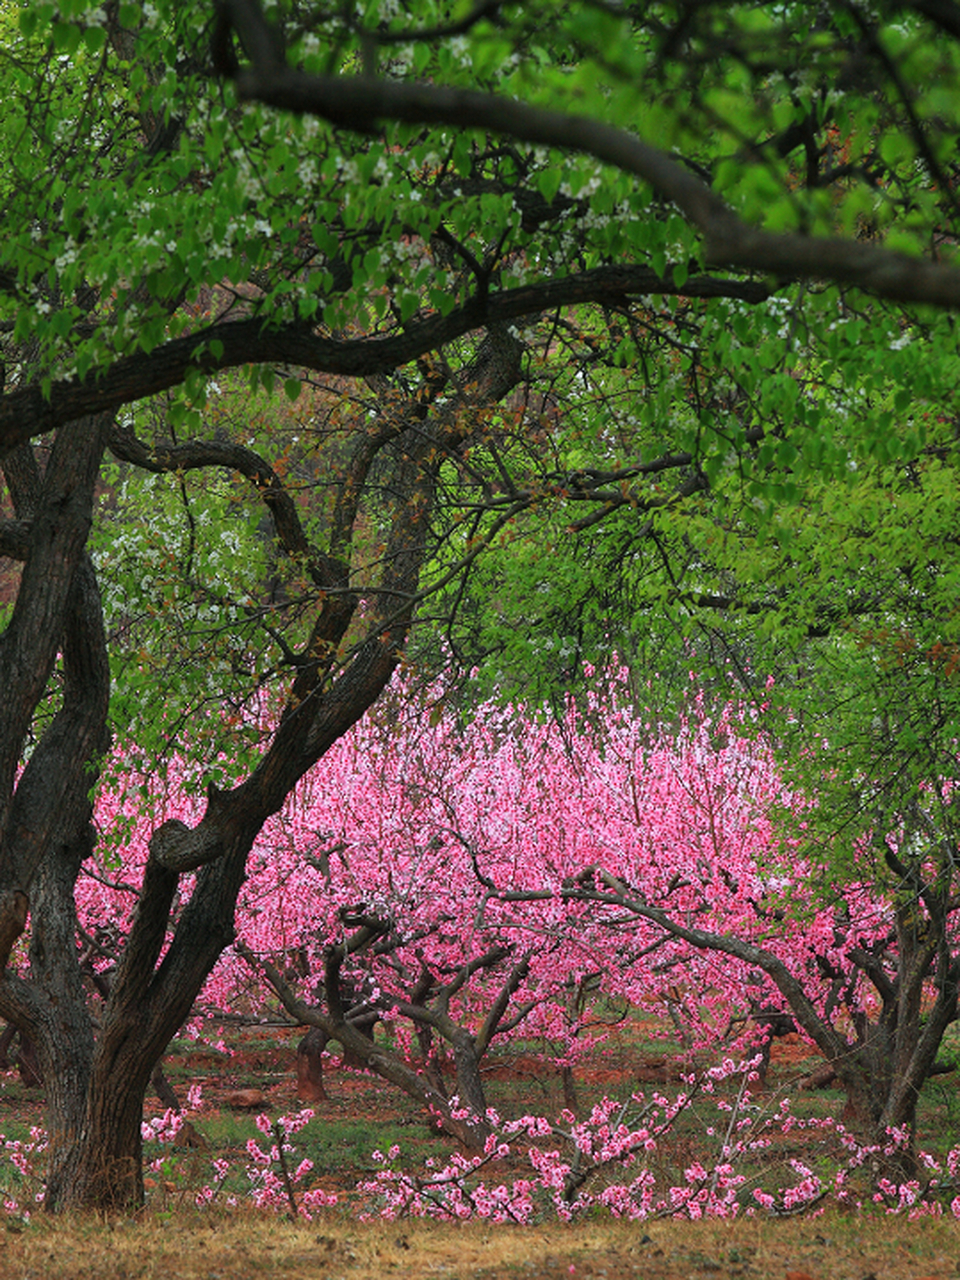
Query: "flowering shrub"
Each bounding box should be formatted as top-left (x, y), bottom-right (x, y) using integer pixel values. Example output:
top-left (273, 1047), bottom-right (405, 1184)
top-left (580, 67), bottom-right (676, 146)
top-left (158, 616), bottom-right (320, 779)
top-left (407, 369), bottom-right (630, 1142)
top-left (240, 1109), bottom-right (338, 1219)
top-left (355, 1074), bottom-right (960, 1224)
top-left (140, 1103), bottom-right (338, 1220)
top-left (0, 1127), bottom-right (47, 1219)
top-left (4, 1060), bottom-right (960, 1223)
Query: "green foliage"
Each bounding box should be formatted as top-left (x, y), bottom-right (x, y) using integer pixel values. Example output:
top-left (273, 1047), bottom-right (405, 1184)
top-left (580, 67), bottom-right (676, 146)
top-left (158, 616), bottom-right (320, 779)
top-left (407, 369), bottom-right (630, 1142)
top-left (6, 0), bottom-right (960, 885)
top-left (93, 464), bottom-right (270, 783)
top-left (0, 1), bottom-right (952, 385)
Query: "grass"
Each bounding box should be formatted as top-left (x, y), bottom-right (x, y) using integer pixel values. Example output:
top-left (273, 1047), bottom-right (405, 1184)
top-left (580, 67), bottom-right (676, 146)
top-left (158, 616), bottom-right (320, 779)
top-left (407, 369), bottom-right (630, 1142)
top-left (0, 1210), bottom-right (959, 1279)
top-left (2, 1014), bottom-right (960, 1277)
top-left (300, 1118), bottom-right (428, 1174)
top-left (128, 1013), bottom-right (960, 1222)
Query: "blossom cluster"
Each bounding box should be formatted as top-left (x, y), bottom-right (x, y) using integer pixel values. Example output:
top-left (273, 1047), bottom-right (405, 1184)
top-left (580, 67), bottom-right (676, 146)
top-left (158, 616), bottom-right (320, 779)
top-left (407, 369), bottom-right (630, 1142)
top-left (4, 1065), bottom-right (960, 1224)
top-left (82, 677), bottom-right (837, 1075)
top-left (355, 1079), bottom-right (960, 1224)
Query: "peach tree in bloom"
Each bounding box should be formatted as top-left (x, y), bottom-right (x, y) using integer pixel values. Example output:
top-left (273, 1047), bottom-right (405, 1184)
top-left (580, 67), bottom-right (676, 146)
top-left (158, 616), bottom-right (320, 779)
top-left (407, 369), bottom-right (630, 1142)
top-left (81, 674), bottom-right (929, 1155)
top-left (211, 676), bottom-right (960, 1159)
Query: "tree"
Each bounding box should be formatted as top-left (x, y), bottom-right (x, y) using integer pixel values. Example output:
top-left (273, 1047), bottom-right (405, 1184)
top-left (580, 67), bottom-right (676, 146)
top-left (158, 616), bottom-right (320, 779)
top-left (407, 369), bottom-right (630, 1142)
top-left (86, 676), bottom-right (789, 1146)
top-left (224, 670), bottom-right (960, 1166)
top-left (228, 0), bottom-right (960, 1156)
top-left (4, 0), bottom-right (960, 1210)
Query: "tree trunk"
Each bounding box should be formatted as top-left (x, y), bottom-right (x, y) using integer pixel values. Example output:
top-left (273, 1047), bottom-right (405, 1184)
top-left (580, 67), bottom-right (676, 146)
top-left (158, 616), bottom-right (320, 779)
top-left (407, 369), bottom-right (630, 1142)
top-left (20, 823), bottom-right (99, 1208)
top-left (0, 333), bottom-right (515, 1211)
top-left (45, 1075), bottom-right (148, 1212)
top-left (415, 1023), bottom-right (449, 1098)
top-left (336, 1017), bottom-right (490, 1149)
top-left (14, 1030), bottom-right (42, 1088)
top-left (561, 1064), bottom-right (580, 1115)
top-left (297, 1026), bottom-right (328, 1101)
top-left (452, 1034), bottom-right (488, 1118)
top-left (151, 1063), bottom-right (182, 1114)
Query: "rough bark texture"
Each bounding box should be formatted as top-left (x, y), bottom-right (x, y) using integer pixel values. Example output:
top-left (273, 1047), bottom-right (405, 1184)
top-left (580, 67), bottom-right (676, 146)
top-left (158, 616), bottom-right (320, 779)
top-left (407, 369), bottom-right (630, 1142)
top-left (296, 1028), bottom-right (328, 1102)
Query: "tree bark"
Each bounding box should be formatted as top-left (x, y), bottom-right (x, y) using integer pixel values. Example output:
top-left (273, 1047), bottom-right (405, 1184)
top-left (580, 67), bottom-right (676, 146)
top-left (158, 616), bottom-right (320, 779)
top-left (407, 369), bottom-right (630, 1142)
top-left (296, 1026), bottom-right (328, 1102)
top-left (451, 1033), bottom-right (488, 1118)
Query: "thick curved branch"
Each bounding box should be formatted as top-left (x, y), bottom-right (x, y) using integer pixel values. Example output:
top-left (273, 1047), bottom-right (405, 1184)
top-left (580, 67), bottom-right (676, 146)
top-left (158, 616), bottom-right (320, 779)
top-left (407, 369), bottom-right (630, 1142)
top-left (562, 869), bottom-right (852, 1066)
top-left (0, 550), bottom-right (110, 968)
top-left (0, 416), bottom-right (106, 827)
top-left (359, 0), bottom-right (502, 45)
top-left (107, 423), bottom-right (347, 590)
top-left (475, 952), bottom-right (532, 1056)
top-left (0, 266), bottom-right (771, 456)
top-left (847, 945), bottom-right (898, 1007)
top-left (222, 0), bottom-right (960, 310)
top-left (329, 357), bottom-right (451, 562)
top-left (1, 444), bottom-right (43, 518)
top-left (237, 941), bottom-right (489, 1147)
top-left (0, 969), bottom-right (48, 1037)
top-left (147, 814), bottom-right (224, 875)
top-left (436, 943), bottom-right (512, 1011)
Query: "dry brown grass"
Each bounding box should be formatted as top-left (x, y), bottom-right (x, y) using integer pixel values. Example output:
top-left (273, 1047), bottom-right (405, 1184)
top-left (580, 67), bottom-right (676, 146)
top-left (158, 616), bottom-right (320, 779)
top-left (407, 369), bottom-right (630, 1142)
top-left (0, 1211), bottom-right (958, 1280)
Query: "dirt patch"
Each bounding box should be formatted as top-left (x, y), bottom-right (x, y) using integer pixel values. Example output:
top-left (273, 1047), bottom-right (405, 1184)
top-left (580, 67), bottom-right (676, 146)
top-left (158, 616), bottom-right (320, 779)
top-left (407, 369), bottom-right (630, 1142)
top-left (769, 1035), bottom-right (821, 1070)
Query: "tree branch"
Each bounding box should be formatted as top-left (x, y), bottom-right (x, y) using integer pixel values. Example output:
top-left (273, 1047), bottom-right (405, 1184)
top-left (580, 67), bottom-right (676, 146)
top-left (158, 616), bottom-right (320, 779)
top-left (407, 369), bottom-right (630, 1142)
top-left (237, 940), bottom-right (490, 1147)
top-left (221, 1), bottom-right (960, 310)
top-left (0, 266), bottom-right (771, 456)
top-left (107, 422), bottom-right (347, 591)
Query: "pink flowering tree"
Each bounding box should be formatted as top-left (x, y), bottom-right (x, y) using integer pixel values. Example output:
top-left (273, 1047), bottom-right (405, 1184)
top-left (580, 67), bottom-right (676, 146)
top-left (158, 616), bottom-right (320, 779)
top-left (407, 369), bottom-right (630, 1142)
top-left (88, 681), bottom-right (794, 1126)
top-left (215, 670), bottom-right (960, 1163)
top-left (71, 678), bottom-right (784, 1143)
top-left (55, 648), bottom-right (960, 1187)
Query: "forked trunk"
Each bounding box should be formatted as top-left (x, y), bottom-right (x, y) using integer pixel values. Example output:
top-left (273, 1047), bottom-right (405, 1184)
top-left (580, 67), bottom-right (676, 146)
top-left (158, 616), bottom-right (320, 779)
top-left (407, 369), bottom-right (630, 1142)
top-left (0, 381), bottom-right (455, 1212)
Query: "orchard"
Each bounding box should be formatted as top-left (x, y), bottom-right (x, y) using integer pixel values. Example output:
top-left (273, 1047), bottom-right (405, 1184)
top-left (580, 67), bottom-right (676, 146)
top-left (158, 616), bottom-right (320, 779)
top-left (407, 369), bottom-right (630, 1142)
top-left (3, 0), bottom-right (960, 1228)
top-left (57, 671), bottom-right (960, 1213)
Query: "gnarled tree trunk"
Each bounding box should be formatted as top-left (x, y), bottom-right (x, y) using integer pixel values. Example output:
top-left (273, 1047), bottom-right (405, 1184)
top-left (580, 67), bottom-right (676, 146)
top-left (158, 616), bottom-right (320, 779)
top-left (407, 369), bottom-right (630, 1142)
top-left (0, 323), bottom-right (522, 1210)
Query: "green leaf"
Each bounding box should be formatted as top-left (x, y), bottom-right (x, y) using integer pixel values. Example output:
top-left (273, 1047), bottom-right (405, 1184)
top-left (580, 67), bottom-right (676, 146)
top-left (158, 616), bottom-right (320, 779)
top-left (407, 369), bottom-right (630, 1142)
top-left (537, 166), bottom-right (563, 204)
top-left (52, 21), bottom-right (81, 53)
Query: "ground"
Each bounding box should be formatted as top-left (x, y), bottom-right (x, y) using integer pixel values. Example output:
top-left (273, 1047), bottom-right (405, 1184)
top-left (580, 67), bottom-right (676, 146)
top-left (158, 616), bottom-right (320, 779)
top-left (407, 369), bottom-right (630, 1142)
top-left (0, 1211), bottom-right (958, 1279)
top-left (0, 1020), bottom-right (959, 1278)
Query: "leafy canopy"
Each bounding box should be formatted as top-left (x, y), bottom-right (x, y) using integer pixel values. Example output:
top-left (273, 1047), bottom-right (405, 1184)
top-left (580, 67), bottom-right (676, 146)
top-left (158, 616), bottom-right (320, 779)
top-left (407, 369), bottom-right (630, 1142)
top-left (5, 0), bottom-right (960, 857)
